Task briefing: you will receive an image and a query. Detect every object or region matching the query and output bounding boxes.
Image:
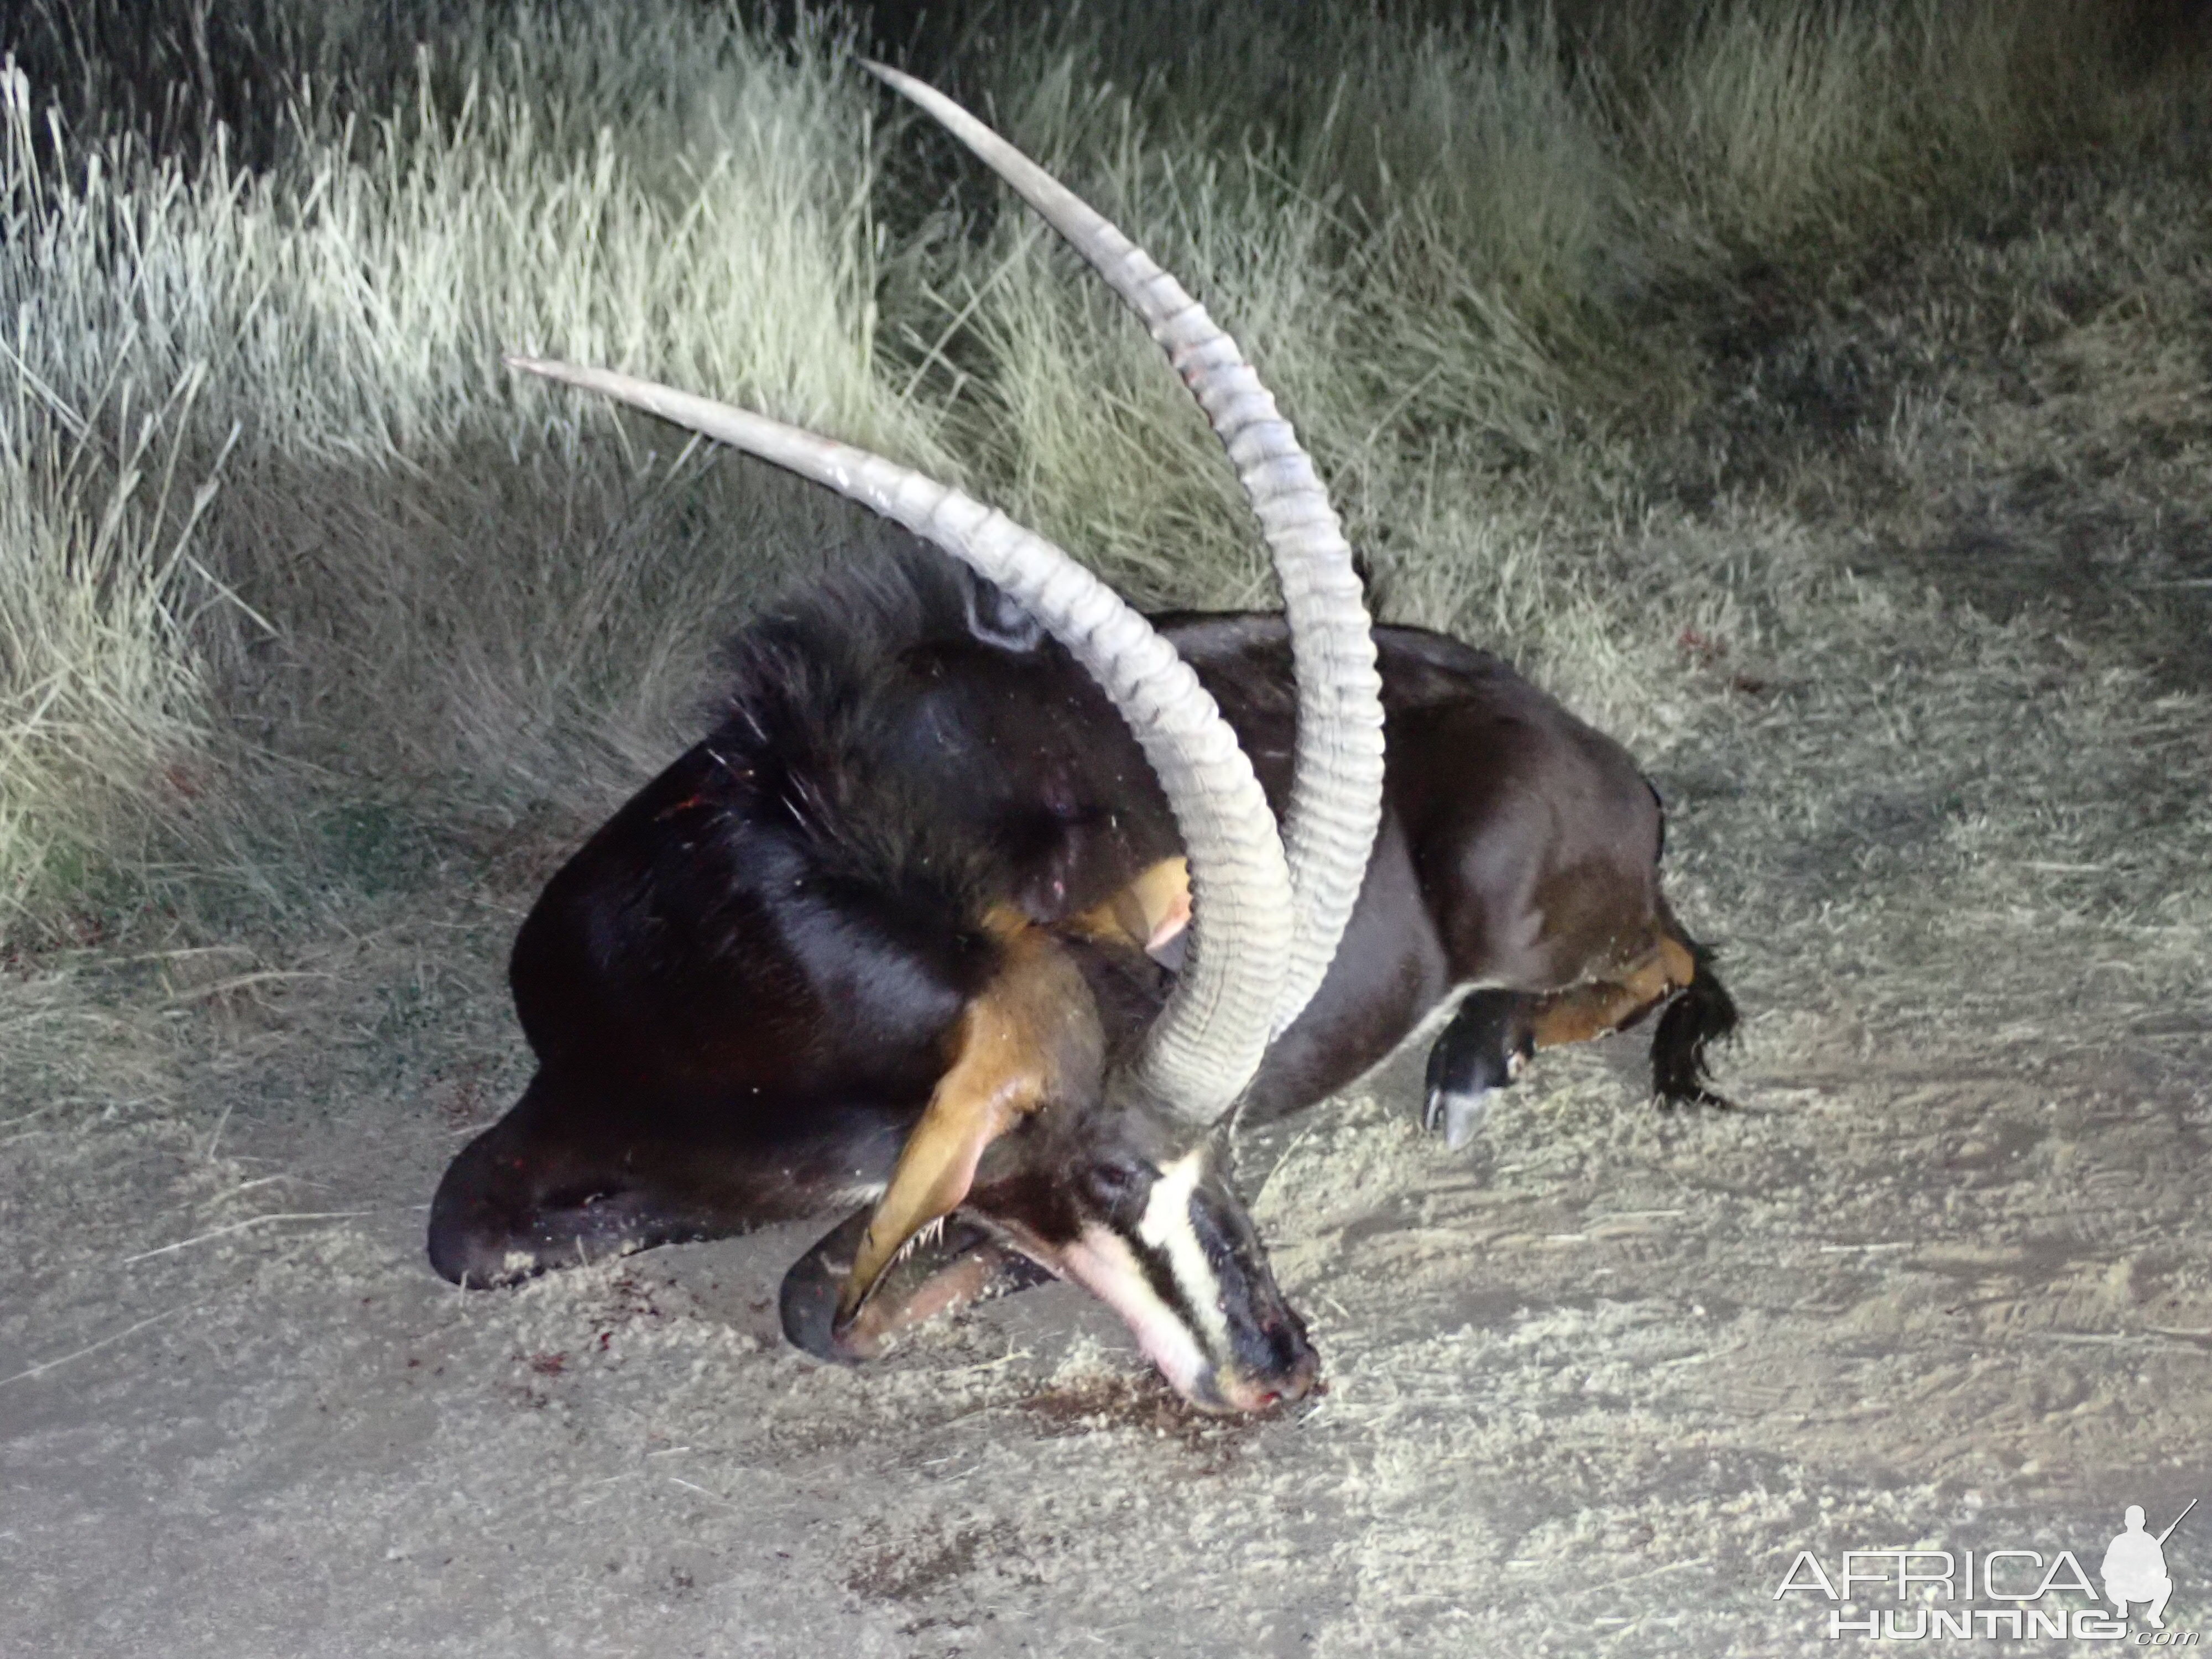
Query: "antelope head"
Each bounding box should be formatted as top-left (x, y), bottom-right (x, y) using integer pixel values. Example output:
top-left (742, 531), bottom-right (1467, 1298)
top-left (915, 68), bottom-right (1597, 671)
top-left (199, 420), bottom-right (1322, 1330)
top-left (507, 66), bottom-right (1383, 1412)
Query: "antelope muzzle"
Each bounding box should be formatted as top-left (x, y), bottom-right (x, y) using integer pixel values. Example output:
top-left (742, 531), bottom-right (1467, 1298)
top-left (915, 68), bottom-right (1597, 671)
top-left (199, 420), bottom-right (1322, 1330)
top-left (1051, 1143), bottom-right (1319, 1413)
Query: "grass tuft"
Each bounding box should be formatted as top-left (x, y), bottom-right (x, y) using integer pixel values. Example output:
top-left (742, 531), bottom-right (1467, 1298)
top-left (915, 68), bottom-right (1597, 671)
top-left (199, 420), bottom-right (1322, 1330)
top-left (0, 0), bottom-right (2203, 937)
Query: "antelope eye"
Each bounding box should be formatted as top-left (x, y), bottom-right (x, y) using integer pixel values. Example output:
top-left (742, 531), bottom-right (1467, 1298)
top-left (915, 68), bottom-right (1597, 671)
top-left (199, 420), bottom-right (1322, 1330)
top-left (1077, 1156), bottom-right (1154, 1215)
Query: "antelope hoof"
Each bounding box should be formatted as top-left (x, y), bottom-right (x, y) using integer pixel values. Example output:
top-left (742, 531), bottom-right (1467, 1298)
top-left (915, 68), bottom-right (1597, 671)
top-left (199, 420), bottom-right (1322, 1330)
top-left (1426, 1086), bottom-right (1497, 1152)
top-left (1423, 1053), bottom-right (1520, 1149)
top-left (780, 1208), bottom-right (873, 1363)
top-left (780, 1207), bottom-right (1052, 1363)
top-left (1422, 989), bottom-right (1533, 1149)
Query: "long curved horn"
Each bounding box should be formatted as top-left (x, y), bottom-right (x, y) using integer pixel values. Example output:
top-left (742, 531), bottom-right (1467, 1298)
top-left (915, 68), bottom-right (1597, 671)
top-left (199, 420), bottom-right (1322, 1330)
top-left (505, 356), bottom-right (1286, 1123)
top-left (865, 62), bottom-right (1385, 1044)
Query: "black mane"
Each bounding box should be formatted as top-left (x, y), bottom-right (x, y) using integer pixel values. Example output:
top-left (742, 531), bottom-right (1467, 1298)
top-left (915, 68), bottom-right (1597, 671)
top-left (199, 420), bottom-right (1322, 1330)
top-left (707, 551), bottom-right (1053, 933)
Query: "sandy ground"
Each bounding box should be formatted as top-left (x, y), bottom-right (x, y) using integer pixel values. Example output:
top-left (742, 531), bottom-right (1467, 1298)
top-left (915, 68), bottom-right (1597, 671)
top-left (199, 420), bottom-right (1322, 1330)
top-left (5, 153), bottom-right (2209, 1656)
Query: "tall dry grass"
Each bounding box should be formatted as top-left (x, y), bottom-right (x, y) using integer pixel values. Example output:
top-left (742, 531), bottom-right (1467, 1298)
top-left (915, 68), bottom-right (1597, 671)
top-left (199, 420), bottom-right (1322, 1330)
top-left (0, 0), bottom-right (2199, 938)
top-left (0, 7), bottom-right (937, 928)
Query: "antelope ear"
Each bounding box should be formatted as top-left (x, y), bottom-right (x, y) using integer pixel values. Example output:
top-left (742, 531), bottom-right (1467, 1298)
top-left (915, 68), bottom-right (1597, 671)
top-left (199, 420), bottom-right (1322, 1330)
top-left (834, 922), bottom-right (1096, 1329)
top-left (1070, 856), bottom-right (1191, 963)
top-left (1131, 856), bottom-right (1192, 963)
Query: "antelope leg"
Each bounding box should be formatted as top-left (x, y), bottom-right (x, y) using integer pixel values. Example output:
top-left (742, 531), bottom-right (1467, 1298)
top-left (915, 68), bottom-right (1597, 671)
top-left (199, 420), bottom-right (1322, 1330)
top-left (781, 1207), bottom-right (1050, 1363)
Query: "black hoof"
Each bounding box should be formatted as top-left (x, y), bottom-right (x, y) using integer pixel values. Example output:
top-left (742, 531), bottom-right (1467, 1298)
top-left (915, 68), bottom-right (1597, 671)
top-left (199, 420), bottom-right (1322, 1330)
top-left (1424, 1084), bottom-right (1499, 1151)
top-left (780, 1208), bottom-right (1053, 1363)
top-left (779, 1208), bottom-right (872, 1363)
top-left (1423, 990), bottom-right (1533, 1149)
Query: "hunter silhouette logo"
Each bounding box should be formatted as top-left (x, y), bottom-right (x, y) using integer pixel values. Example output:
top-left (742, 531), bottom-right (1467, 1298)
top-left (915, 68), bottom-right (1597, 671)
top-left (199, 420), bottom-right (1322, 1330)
top-left (2105, 1500), bottom-right (2194, 1629)
top-left (1775, 1496), bottom-right (2200, 1641)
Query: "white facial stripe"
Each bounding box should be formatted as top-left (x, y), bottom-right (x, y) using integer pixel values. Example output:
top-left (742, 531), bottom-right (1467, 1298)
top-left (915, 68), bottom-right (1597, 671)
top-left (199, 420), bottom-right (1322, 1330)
top-left (1134, 1149), bottom-right (1229, 1353)
top-left (1061, 1224), bottom-right (1209, 1399)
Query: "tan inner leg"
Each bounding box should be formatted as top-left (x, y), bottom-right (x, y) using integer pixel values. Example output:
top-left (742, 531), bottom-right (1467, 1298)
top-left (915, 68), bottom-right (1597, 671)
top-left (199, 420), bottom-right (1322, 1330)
top-left (1526, 932), bottom-right (1697, 1051)
top-left (836, 912), bottom-right (1100, 1323)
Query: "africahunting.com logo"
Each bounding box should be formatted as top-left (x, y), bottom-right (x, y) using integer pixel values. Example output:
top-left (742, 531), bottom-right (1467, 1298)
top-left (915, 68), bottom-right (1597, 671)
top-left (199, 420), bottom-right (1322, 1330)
top-left (1776, 1501), bottom-right (2197, 1642)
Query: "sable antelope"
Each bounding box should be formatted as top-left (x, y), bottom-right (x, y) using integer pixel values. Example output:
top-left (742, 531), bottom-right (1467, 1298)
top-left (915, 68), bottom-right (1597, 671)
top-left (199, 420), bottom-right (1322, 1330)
top-left (429, 66), bottom-right (1735, 1413)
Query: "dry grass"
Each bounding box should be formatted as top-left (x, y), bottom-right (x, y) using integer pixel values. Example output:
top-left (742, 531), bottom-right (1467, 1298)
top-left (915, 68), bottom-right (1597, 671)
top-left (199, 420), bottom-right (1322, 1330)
top-left (0, 372), bottom-right (218, 915)
top-left (0, 0), bottom-right (2203, 947)
top-left (0, 6), bottom-right (936, 934)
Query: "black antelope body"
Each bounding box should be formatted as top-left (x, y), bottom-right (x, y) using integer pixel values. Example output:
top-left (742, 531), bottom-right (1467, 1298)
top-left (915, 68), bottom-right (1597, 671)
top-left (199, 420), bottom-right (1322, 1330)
top-left (429, 66), bottom-right (1735, 1413)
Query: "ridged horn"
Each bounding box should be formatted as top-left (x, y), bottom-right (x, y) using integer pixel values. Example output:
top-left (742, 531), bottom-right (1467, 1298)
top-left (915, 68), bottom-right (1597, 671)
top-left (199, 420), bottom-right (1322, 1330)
top-left (505, 356), bottom-right (1287, 1123)
top-left (865, 62), bottom-right (1385, 1045)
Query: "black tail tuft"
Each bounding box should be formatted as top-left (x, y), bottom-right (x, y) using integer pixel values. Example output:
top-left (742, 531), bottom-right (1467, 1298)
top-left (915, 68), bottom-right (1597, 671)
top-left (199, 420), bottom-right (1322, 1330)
top-left (1651, 938), bottom-right (1738, 1109)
